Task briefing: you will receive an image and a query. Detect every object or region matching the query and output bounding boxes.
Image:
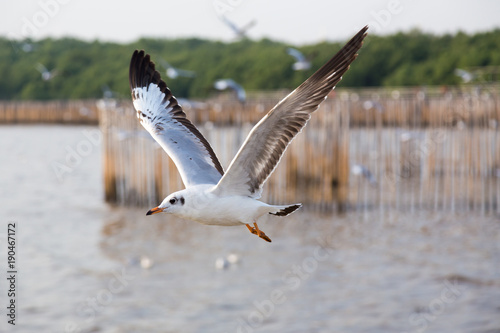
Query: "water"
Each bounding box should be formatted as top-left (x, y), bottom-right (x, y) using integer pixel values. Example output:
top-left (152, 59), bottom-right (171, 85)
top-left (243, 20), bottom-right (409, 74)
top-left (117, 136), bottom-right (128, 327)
top-left (0, 125), bottom-right (499, 333)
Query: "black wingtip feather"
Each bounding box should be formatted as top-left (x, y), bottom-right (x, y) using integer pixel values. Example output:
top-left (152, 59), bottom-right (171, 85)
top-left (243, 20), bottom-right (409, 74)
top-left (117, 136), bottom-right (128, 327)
top-left (129, 49), bottom-right (183, 115)
top-left (306, 26), bottom-right (367, 87)
top-left (270, 204), bottom-right (302, 217)
top-left (129, 49), bottom-right (225, 176)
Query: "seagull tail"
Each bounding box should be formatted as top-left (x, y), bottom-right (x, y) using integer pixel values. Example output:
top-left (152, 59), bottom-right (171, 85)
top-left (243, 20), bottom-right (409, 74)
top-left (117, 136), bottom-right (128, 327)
top-left (269, 204), bottom-right (302, 217)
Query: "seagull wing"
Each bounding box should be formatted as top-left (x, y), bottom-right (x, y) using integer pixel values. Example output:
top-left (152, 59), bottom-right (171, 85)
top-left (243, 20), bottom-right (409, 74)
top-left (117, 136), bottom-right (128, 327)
top-left (226, 80), bottom-right (246, 102)
top-left (240, 19), bottom-right (256, 34)
top-left (213, 26), bottom-right (368, 198)
top-left (129, 50), bottom-right (224, 188)
top-left (35, 63), bottom-right (48, 74)
top-left (220, 15), bottom-right (241, 35)
top-left (226, 79), bottom-right (242, 92)
top-left (159, 59), bottom-right (171, 69)
top-left (231, 82), bottom-right (246, 102)
top-left (287, 48), bottom-right (306, 62)
top-left (176, 68), bottom-right (196, 78)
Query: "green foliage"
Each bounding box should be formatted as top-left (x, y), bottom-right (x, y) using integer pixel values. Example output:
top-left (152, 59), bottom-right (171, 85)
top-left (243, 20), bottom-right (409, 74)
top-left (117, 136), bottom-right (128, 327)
top-left (1, 29), bottom-right (499, 100)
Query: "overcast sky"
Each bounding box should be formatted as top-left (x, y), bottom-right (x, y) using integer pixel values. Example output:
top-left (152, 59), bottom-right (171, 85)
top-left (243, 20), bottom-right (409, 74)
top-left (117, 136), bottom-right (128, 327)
top-left (2, 0), bottom-right (499, 44)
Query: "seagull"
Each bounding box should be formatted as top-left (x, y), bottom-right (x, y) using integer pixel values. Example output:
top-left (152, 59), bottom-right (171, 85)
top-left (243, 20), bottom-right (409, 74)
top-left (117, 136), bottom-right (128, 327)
top-left (20, 41), bottom-right (35, 53)
top-left (215, 253), bottom-right (240, 270)
top-left (159, 59), bottom-right (196, 79)
top-left (215, 257), bottom-right (230, 270)
top-left (362, 100), bottom-right (383, 112)
top-left (454, 68), bottom-right (475, 83)
top-left (101, 84), bottom-right (116, 99)
top-left (351, 164), bottom-right (377, 187)
top-left (214, 79), bottom-right (246, 103)
top-left (35, 63), bottom-right (58, 81)
top-left (219, 15), bottom-right (256, 39)
top-left (129, 26), bottom-right (367, 242)
top-left (287, 48), bottom-right (311, 71)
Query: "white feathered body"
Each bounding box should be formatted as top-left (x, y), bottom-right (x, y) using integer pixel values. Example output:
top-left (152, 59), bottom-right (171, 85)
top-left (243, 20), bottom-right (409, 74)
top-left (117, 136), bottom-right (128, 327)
top-left (165, 185), bottom-right (288, 226)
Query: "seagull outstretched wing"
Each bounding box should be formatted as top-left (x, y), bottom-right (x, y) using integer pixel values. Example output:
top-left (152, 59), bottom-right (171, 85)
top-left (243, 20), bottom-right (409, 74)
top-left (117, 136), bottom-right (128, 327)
top-left (287, 48), bottom-right (307, 63)
top-left (213, 26), bottom-right (368, 198)
top-left (35, 63), bottom-right (48, 74)
top-left (129, 50), bottom-right (224, 188)
top-left (220, 16), bottom-right (256, 38)
top-left (214, 79), bottom-right (246, 103)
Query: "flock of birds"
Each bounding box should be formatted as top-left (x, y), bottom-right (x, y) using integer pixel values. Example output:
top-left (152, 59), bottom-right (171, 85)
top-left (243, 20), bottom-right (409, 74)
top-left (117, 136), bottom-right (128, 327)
top-left (159, 18), bottom-right (314, 104)
top-left (136, 16), bottom-right (316, 104)
top-left (210, 43), bottom-right (313, 103)
top-left (20, 13), bottom-right (476, 100)
top-left (214, 79), bottom-right (246, 103)
top-left (29, 15), bottom-right (317, 105)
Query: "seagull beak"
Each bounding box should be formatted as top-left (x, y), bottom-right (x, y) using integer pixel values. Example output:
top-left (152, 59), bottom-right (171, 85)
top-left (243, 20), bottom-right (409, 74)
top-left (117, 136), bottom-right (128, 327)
top-left (146, 206), bottom-right (164, 215)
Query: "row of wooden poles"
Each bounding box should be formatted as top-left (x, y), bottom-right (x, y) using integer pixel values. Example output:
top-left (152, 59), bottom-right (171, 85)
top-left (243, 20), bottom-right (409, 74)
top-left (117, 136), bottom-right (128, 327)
top-left (0, 85), bottom-right (498, 214)
top-left (99, 86), bottom-right (500, 214)
top-left (0, 100), bottom-right (99, 124)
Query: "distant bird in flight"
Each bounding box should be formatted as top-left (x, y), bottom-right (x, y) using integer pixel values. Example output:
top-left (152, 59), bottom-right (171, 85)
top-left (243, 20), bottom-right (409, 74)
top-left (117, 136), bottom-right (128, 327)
top-left (35, 63), bottom-right (58, 81)
top-left (219, 15), bottom-right (256, 39)
top-left (176, 98), bottom-right (207, 111)
top-left (128, 26), bottom-right (367, 242)
top-left (101, 84), bottom-right (116, 99)
top-left (159, 59), bottom-right (196, 79)
top-left (18, 41), bottom-right (35, 53)
top-left (287, 48), bottom-right (311, 71)
top-left (362, 100), bottom-right (383, 112)
top-left (214, 79), bottom-right (246, 103)
top-left (351, 164), bottom-right (377, 187)
top-left (454, 68), bottom-right (476, 83)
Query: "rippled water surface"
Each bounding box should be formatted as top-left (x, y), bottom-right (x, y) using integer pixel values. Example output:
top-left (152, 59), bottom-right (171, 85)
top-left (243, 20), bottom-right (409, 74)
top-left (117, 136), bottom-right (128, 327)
top-left (1, 125), bottom-right (499, 333)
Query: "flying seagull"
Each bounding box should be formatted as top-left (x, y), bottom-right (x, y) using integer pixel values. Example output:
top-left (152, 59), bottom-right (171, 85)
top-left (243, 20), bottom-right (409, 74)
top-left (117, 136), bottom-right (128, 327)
top-left (454, 68), bottom-right (475, 83)
top-left (351, 164), bottom-right (377, 187)
top-left (219, 15), bottom-right (256, 39)
top-left (35, 63), bottom-right (58, 81)
top-left (129, 26), bottom-right (367, 242)
top-left (214, 78), bottom-right (246, 103)
top-left (287, 48), bottom-right (311, 71)
top-left (159, 59), bottom-right (196, 79)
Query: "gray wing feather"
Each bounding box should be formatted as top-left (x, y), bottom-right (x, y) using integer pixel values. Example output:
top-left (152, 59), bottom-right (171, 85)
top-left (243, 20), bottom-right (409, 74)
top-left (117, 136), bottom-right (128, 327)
top-left (214, 26), bottom-right (368, 198)
top-left (287, 48), bottom-right (306, 62)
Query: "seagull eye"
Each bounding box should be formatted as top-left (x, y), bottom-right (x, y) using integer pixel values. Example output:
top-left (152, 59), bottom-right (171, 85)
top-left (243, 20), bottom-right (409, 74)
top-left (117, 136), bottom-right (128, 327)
top-left (169, 198), bottom-right (177, 205)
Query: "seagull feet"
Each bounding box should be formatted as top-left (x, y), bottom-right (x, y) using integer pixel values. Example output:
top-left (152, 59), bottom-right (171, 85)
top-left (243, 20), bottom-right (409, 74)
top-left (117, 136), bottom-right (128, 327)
top-left (246, 223), bottom-right (272, 242)
top-left (258, 231), bottom-right (272, 242)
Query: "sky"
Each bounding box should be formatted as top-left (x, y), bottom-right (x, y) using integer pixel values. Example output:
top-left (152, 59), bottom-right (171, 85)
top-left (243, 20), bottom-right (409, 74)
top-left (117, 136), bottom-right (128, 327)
top-left (1, 0), bottom-right (499, 45)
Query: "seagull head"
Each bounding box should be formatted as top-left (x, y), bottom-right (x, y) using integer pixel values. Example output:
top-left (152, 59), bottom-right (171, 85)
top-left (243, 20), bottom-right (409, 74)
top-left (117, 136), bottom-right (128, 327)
top-left (146, 192), bottom-right (186, 215)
